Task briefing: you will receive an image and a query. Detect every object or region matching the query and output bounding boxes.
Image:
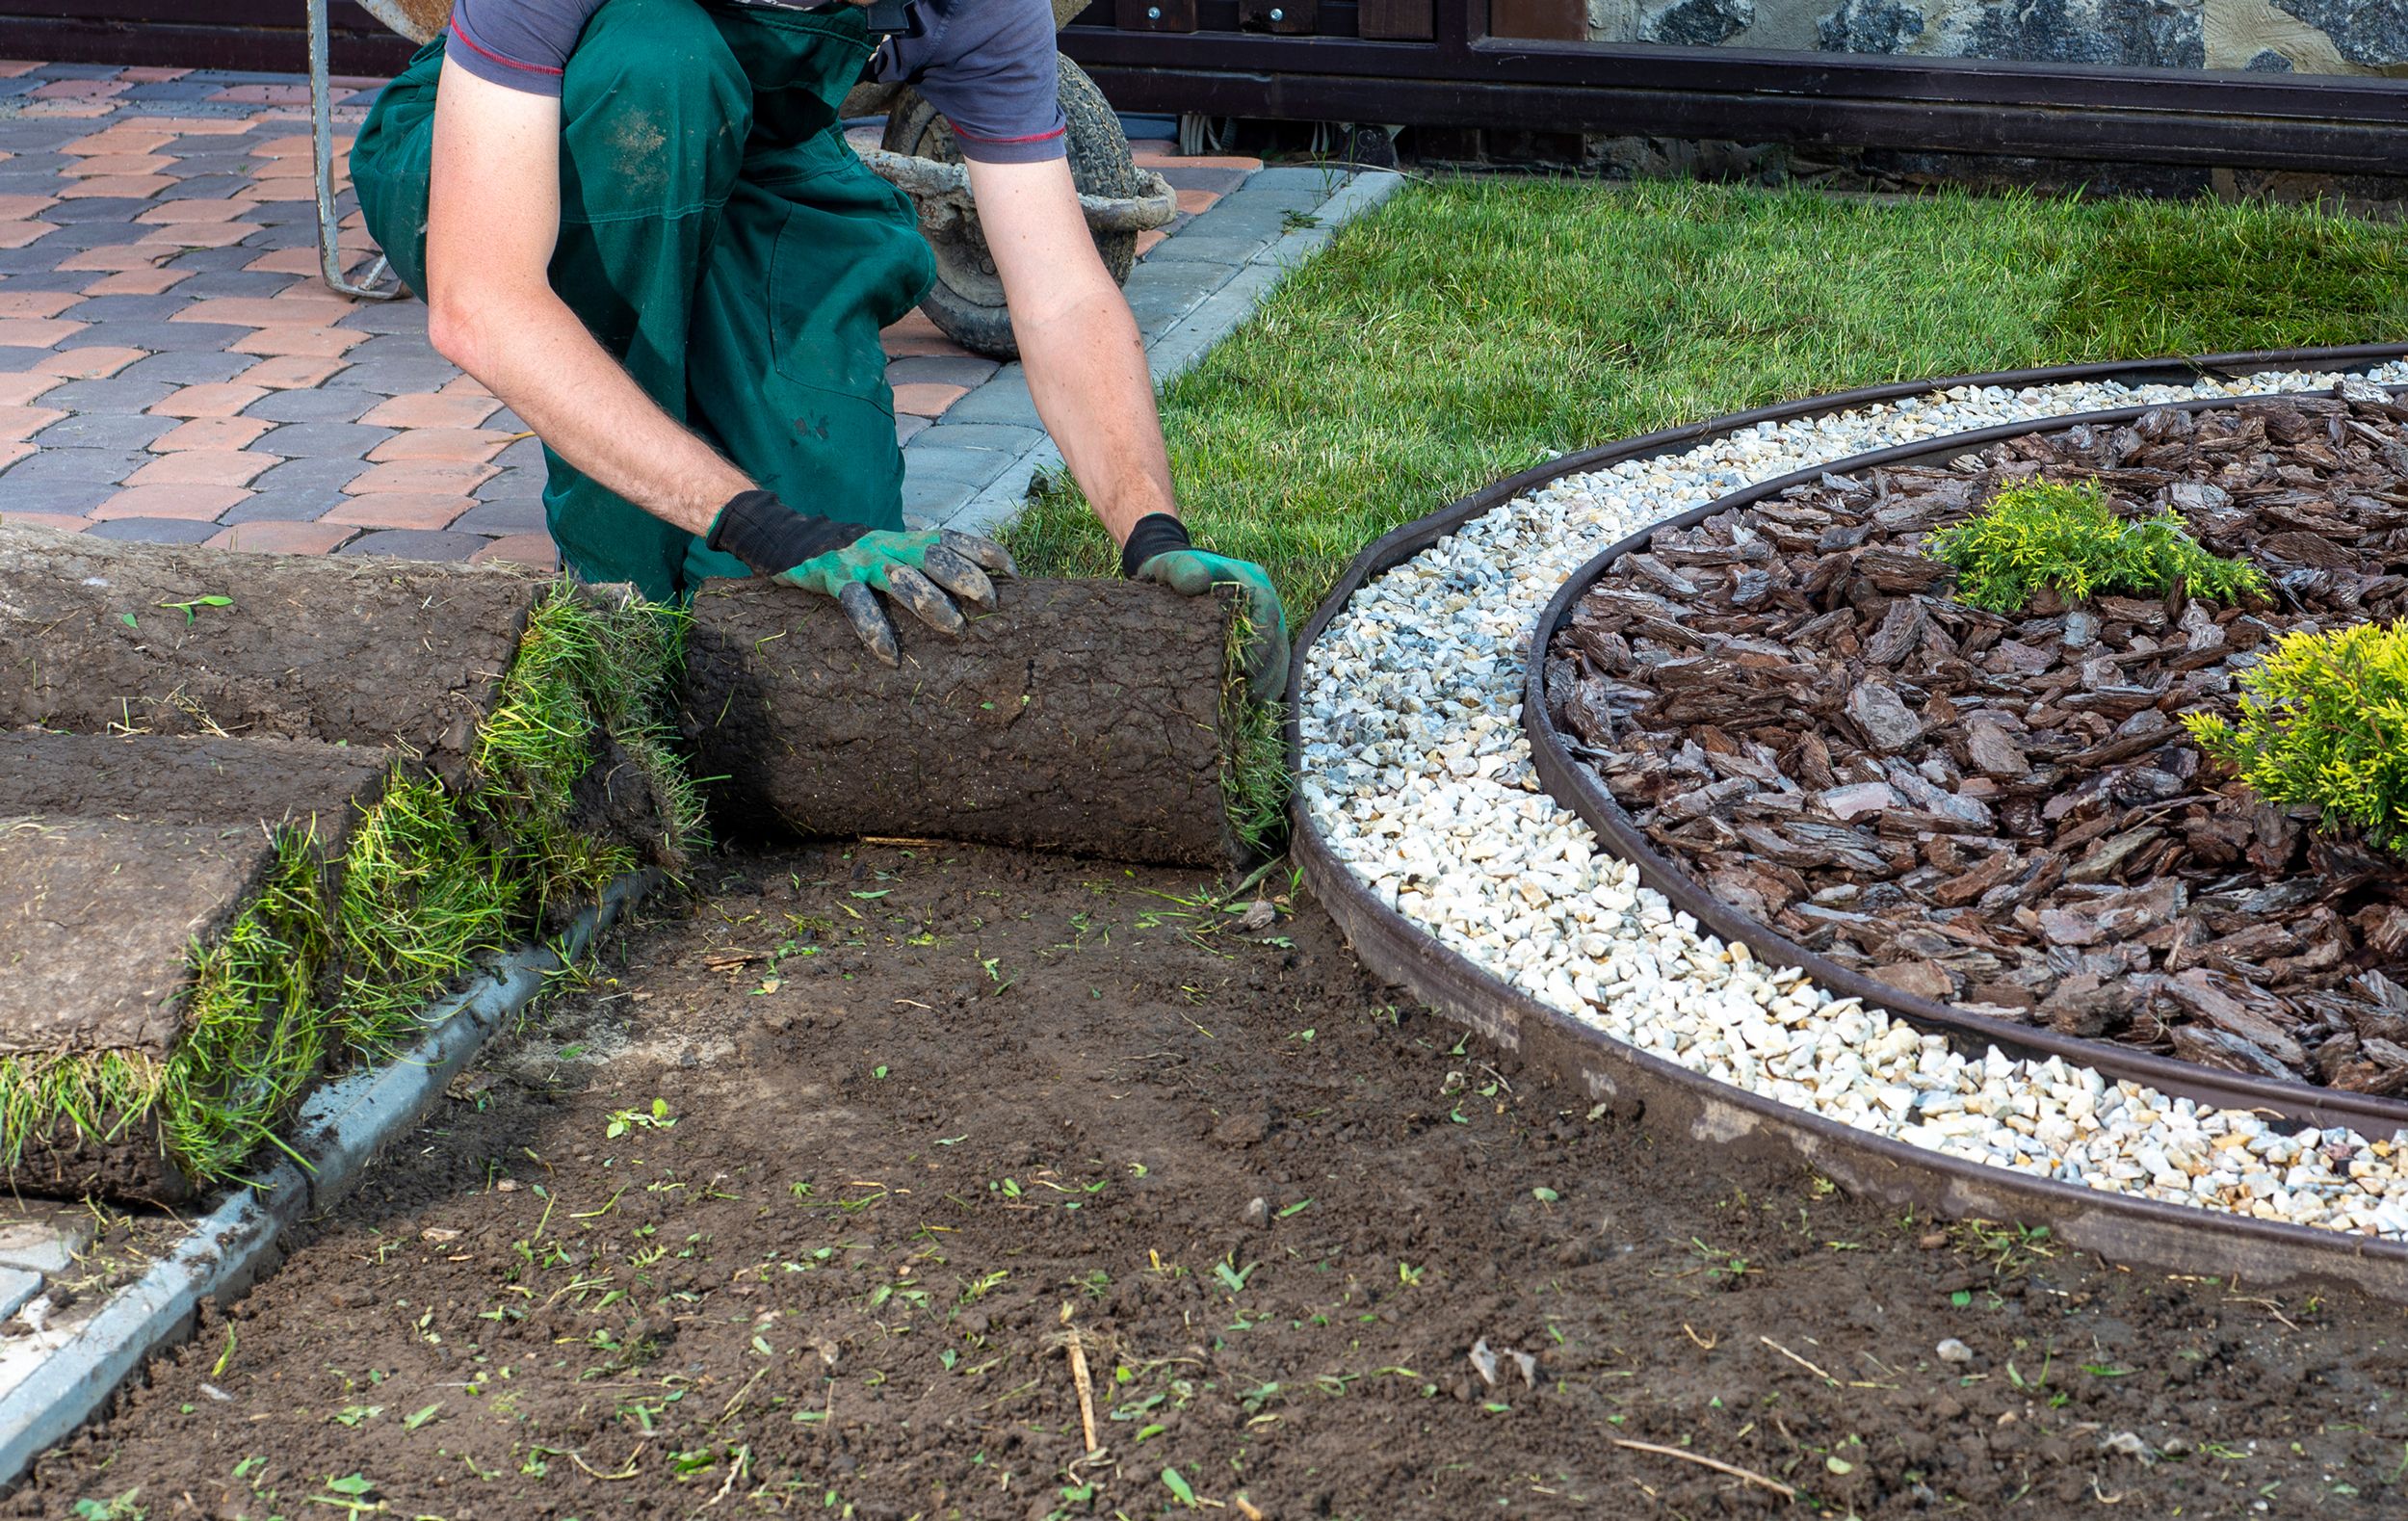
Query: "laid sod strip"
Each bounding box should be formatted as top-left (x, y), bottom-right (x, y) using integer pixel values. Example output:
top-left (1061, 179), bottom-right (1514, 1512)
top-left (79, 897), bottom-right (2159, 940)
top-left (0, 526), bottom-right (544, 788)
top-left (682, 577), bottom-right (1249, 866)
top-left (0, 818), bottom-right (333, 1203)
top-left (0, 560), bottom-right (697, 1201)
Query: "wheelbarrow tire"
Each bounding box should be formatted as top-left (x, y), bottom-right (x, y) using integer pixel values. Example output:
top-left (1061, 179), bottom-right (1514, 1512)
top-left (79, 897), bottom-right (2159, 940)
top-left (882, 56), bottom-right (1144, 360)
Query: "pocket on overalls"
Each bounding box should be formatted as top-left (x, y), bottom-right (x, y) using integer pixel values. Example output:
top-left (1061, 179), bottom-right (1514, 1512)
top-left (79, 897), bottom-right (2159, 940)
top-left (762, 131), bottom-right (938, 411)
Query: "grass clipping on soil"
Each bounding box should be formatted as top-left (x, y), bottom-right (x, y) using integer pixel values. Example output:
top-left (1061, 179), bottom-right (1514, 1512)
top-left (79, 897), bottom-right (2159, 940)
top-left (1, 584), bottom-right (698, 1194)
top-left (2187, 619), bottom-right (2408, 851)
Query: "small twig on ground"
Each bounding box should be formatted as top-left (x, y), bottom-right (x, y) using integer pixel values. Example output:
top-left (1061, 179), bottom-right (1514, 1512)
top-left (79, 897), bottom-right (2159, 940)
top-left (570, 1443), bottom-right (644, 1481)
top-left (1682, 1323), bottom-right (1717, 1351)
top-left (1610, 1439), bottom-right (1797, 1500)
top-left (1060, 1303), bottom-right (1101, 1454)
top-left (1233, 1495), bottom-right (1266, 1520)
top-left (1759, 1335), bottom-right (1840, 1386)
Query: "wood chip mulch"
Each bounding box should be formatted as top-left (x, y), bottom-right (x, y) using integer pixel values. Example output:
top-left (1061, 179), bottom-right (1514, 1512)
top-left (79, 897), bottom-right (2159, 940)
top-left (1544, 386), bottom-right (2408, 1092)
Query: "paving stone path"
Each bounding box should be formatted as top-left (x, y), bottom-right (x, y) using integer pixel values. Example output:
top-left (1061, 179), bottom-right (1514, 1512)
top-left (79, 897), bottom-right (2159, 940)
top-left (0, 61), bottom-right (1270, 567)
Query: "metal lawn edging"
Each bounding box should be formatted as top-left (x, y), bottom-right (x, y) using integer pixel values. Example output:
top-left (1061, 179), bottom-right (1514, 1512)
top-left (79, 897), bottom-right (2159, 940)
top-left (0, 871), bottom-right (657, 1489)
top-left (1285, 344), bottom-right (2408, 1302)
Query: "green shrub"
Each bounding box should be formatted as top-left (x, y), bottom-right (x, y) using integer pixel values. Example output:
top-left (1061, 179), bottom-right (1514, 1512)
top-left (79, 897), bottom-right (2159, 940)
top-left (1928, 478), bottom-right (2265, 615)
top-left (2186, 620), bottom-right (2408, 849)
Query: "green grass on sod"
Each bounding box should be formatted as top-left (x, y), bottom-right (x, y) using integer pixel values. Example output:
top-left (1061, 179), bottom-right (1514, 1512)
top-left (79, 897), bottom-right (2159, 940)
top-left (1006, 180), bottom-right (2408, 616)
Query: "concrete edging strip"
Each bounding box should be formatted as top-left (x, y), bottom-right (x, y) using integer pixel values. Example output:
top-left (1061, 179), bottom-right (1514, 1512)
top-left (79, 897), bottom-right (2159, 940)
top-left (939, 167), bottom-right (1408, 538)
top-left (0, 871), bottom-right (658, 1486)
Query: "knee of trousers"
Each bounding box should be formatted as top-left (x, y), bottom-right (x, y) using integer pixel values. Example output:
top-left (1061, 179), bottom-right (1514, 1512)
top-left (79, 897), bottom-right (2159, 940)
top-left (560, 0), bottom-right (750, 219)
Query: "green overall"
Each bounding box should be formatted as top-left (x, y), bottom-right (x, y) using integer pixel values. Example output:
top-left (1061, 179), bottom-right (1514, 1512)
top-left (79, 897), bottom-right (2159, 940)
top-left (352, 0), bottom-right (937, 603)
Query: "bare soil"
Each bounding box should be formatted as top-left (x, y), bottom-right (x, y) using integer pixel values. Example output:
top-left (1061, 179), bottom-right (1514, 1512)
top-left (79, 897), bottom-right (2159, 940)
top-left (1548, 392), bottom-right (2408, 1091)
top-left (9, 844), bottom-right (2408, 1519)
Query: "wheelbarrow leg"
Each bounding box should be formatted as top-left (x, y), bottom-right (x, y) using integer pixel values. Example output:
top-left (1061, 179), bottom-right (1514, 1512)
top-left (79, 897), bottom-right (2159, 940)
top-left (308, 0), bottom-right (404, 302)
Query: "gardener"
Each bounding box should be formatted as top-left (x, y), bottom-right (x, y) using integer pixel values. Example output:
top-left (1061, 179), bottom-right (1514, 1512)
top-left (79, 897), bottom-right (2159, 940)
top-left (352, 0), bottom-right (1286, 696)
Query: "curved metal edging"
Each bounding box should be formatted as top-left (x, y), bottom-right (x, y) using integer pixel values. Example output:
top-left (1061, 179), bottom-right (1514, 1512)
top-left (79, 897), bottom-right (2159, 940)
top-left (1287, 344), bottom-right (2408, 1300)
top-left (1524, 388), bottom-right (2408, 1136)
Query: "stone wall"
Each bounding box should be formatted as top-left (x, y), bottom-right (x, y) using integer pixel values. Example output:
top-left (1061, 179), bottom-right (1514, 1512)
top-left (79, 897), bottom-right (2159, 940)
top-left (1585, 0), bottom-right (2408, 76)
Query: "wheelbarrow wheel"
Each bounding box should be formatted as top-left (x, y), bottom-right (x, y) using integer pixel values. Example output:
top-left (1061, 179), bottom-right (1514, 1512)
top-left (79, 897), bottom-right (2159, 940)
top-left (882, 55), bottom-right (1145, 360)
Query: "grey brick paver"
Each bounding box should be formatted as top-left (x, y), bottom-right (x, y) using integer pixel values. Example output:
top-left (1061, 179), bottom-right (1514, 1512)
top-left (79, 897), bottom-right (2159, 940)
top-left (84, 518), bottom-right (222, 545)
top-left (333, 359), bottom-right (476, 395)
top-left (31, 412), bottom-right (174, 452)
top-left (118, 353), bottom-right (257, 386)
top-left (61, 322), bottom-right (255, 354)
top-left (0, 448), bottom-right (145, 485)
top-left (243, 388), bottom-right (380, 424)
top-left (450, 498), bottom-right (548, 535)
top-left (253, 422), bottom-right (393, 459)
top-left (36, 379), bottom-right (178, 414)
top-left (0, 482), bottom-right (115, 516)
top-left (338, 529), bottom-right (485, 561)
top-left (887, 354), bottom-right (1000, 388)
top-left (244, 457), bottom-right (370, 494)
top-left (217, 489), bottom-right (339, 524)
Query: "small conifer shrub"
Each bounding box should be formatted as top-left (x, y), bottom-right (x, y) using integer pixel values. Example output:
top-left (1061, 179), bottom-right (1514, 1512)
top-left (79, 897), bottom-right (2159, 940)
top-left (1928, 477), bottom-right (2265, 615)
top-left (2186, 620), bottom-right (2408, 849)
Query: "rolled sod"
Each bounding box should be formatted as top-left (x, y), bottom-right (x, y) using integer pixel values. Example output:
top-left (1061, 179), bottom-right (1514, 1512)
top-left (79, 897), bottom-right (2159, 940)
top-left (680, 577), bottom-right (1249, 866)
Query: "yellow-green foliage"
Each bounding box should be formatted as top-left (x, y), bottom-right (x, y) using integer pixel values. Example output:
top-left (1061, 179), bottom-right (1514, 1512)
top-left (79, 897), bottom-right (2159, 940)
top-left (1928, 478), bottom-right (2266, 615)
top-left (2186, 620), bottom-right (2408, 849)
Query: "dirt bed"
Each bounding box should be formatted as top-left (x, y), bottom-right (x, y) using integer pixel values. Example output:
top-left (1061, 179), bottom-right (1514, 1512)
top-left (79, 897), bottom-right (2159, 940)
top-left (11, 844), bottom-right (2407, 1518)
top-left (1549, 392), bottom-right (2408, 1091)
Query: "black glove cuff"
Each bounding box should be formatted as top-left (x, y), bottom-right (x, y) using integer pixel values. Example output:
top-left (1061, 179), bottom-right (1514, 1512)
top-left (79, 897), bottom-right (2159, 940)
top-left (1119, 512), bottom-right (1191, 579)
top-left (707, 489), bottom-right (869, 576)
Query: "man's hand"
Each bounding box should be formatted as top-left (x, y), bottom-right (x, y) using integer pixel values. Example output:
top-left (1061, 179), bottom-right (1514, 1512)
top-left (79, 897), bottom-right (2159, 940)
top-left (708, 490), bottom-right (1014, 666)
top-left (1120, 512), bottom-right (1288, 702)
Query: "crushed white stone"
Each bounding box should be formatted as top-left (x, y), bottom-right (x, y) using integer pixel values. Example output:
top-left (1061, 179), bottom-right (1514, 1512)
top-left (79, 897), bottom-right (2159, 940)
top-left (1298, 365), bottom-right (2408, 1241)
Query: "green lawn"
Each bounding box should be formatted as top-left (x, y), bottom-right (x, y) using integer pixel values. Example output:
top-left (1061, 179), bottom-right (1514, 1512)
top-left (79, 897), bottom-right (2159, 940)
top-left (1006, 179), bottom-right (2408, 615)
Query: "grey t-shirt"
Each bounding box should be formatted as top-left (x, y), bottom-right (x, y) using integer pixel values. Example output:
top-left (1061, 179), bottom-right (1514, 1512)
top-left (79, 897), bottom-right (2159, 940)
top-left (447, 0), bottom-right (1067, 164)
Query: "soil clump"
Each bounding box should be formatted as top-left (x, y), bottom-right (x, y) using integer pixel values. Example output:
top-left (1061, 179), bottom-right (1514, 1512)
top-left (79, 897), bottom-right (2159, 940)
top-left (8, 844), bottom-right (2405, 1517)
top-left (1548, 391), bottom-right (2408, 1090)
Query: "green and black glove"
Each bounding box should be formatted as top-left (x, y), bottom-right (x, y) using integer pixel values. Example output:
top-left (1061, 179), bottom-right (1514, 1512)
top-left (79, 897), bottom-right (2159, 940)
top-left (708, 489), bottom-right (1015, 666)
top-left (1121, 512), bottom-right (1288, 703)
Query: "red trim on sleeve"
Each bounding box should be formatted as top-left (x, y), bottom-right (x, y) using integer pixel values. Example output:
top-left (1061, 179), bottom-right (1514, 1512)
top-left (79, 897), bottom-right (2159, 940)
top-left (951, 125), bottom-right (1068, 144)
top-left (448, 18), bottom-right (566, 77)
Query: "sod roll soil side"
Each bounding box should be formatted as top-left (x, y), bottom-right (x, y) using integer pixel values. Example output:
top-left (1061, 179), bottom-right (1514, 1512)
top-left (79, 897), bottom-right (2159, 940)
top-left (681, 578), bottom-right (1237, 865)
top-left (0, 525), bottom-right (541, 786)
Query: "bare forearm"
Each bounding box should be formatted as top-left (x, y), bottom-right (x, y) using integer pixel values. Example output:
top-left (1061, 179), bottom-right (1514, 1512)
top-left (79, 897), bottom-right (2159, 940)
top-left (1016, 282), bottom-right (1175, 545)
top-left (970, 156), bottom-right (1177, 548)
top-left (432, 291), bottom-right (746, 536)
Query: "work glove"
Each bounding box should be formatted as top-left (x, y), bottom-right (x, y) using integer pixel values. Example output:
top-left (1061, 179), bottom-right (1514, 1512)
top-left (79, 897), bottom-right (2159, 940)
top-left (1121, 512), bottom-right (1288, 703)
top-left (707, 489), bottom-right (1014, 666)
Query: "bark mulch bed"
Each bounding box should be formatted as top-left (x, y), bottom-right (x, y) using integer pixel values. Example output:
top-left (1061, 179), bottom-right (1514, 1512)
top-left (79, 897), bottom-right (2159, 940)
top-left (10, 843), bottom-right (2406, 1518)
top-left (1545, 388), bottom-right (2408, 1093)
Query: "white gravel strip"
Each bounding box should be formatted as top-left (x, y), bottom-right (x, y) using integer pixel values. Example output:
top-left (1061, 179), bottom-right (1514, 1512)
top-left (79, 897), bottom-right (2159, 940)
top-left (1299, 363), bottom-right (2408, 1240)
